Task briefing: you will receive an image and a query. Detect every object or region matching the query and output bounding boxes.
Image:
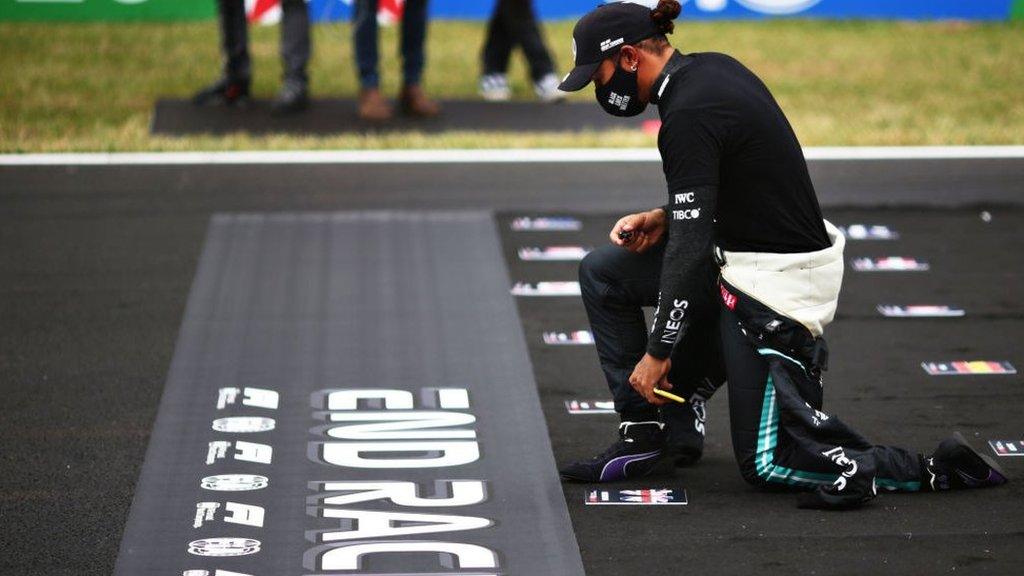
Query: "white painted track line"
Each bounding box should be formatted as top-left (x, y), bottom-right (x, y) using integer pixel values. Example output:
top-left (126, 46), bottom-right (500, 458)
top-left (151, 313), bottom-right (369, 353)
top-left (2, 146), bottom-right (1024, 166)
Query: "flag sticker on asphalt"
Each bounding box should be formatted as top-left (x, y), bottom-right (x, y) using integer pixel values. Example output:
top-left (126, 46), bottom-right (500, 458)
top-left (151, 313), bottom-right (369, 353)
top-left (564, 400), bottom-right (616, 414)
top-left (877, 305), bottom-right (965, 318)
top-left (922, 361), bottom-right (1017, 376)
top-left (544, 331), bottom-right (594, 345)
top-left (852, 257), bottom-right (930, 272)
top-left (511, 281), bottom-right (581, 296)
top-left (840, 224), bottom-right (899, 240)
top-left (585, 489), bottom-right (688, 506)
top-left (989, 440), bottom-right (1024, 457)
top-left (511, 217), bottom-right (582, 231)
top-left (518, 246), bottom-right (591, 261)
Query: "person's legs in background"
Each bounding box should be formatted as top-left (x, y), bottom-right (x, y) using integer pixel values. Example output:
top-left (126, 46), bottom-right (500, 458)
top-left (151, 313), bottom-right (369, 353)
top-left (193, 0), bottom-right (251, 106)
top-left (500, 0), bottom-right (563, 102)
top-left (274, 0), bottom-right (311, 114)
top-left (479, 0), bottom-right (563, 103)
top-left (479, 2), bottom-right (514, 101)
top-left (399, 0), bottom-right (440, 117)
top-left (353, 0), bottom-right (393, 120)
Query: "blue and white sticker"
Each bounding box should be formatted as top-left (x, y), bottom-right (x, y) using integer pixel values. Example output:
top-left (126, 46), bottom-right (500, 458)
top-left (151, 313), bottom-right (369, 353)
top-left (852, 257), bottom-right (930, 272)
top-left (564, 399), bottom-right (616, 414)
top-left (543, 331), bottom-right (594, 345)
top-left (877, 305), bottom-right (965, 318)
top-left (511, 281), bottom-right (581, 297)
top-left (840, 224), bottom-right (899, 241)
top-left (510, 217), bottom-right (582, 231)
top-left (518, 246), bottom-right (591, 261)
top-left (990, 440), bottom-right (1024, 457)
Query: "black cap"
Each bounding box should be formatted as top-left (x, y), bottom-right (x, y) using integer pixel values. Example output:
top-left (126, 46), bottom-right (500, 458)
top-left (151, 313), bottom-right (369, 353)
top-left (558, 2), bottom-right (661, 92)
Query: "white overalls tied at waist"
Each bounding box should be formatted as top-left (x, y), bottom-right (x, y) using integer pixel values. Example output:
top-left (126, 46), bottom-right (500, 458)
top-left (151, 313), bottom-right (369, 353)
top-left (719, 219), bottom-right (845, 337)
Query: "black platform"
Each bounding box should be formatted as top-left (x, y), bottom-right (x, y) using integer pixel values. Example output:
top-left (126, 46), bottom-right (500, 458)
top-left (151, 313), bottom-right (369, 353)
top-left (1, 159), bottom-right (1023, 576)
top-left (151, 98), bottom-right (660, 136)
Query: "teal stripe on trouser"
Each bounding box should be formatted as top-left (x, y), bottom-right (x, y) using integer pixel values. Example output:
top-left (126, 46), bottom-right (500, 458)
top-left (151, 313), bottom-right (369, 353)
top-left (755, 374), bottom-right (837, 487)
top-left (755, 352), bottom-right (922, 492)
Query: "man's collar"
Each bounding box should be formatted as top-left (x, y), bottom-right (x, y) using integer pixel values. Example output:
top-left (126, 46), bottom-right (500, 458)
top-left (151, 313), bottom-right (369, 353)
top-left (649, 50), bottom-right (688, 106)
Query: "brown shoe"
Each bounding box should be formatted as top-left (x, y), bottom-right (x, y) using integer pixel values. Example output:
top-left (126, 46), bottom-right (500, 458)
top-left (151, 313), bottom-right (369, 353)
top-left (399, 85), bottom-right (441, 118)
top-left (358, 88), bottom-right (393, 121)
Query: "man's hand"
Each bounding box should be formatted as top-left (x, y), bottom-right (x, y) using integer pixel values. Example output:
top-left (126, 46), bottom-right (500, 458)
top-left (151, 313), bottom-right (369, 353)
top-left (610, 208), bottom-right (667, 254)
top-left (628, 353), bottom-right (673, 406)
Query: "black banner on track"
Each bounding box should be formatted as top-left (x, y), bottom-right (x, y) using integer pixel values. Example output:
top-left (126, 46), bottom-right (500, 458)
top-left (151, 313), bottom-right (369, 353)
top-left (114, 212), bottom-right (584, 576)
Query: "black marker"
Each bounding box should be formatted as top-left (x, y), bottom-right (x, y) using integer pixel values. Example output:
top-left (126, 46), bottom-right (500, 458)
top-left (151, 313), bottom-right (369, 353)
top-left (618, 230), bottom-right (634, 241)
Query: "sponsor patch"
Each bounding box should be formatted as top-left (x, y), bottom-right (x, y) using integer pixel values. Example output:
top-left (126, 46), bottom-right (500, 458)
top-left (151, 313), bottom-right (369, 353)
top-left (564, 399), bottom-right (616, 414)
top-left (922, 361), bottom-right (1017, 376)
top-left (518, 246), bottom-right (591, 261)
top-left (511, 281), bottom-right (581, 297)
top-left (852, 257), bottom-right (930, 272)
top-left (989, 440), bottom-right (1024, 457)
top-left (877, 305), bottom-right (965, 318)
top-left (839, 224), bottom-right (899, 240)
top-left (543, 331), bottom-right (594, 346)
top-left (510, 217), bottom-right (582, 231)
top-left (719, 284), bottom-right (737, 310)
top-left (585, 489), bottom-right (687, 506)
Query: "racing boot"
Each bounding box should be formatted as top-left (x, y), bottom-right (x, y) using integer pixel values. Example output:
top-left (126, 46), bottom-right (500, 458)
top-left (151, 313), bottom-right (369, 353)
top-left (662, 396), bottom-right (707, 467)
top-left (559, 421), bottom-right (665, 483)
top-left (923, 432), bottom-right (1008, 491)
top-left (192, 77), bottom-right (250, 107)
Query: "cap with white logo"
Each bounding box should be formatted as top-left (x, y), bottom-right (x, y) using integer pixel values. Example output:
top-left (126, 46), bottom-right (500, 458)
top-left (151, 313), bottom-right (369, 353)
top-left (558, 2), bottom-right (661, 92)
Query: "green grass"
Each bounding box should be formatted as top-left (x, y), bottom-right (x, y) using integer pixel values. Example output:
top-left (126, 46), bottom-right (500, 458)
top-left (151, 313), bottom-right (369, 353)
top-left (1, 19), bottom-right (1023, 152)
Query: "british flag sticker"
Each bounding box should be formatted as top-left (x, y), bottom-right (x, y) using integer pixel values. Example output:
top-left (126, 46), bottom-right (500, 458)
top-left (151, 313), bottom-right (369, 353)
top-left (989, 440), bottom-right (1024, 457)
top-left (510, 217), bottom-right (582, 231)
top-left (511, 281), bottom-right (581, 297)
top-left (543, 330), bottom-right (595, 345)
top-left (839, 224), bottom-right (899, 241)
top-left (585, 488), bottom-right (688, 506)
top-left (518, 246), bottom-right (591, 261)
top-left (852, 257), bottom-right (930, 272)
top-left (564, 399), bottom-right (616, 414)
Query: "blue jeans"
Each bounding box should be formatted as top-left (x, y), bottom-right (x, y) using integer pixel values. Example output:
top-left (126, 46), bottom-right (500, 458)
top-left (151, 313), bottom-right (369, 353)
top-left (353, 0), bottom-right (429, 88)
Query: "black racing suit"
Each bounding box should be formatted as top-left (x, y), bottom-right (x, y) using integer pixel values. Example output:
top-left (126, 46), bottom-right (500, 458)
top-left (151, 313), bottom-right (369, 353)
top-left (581, 50), bottom-right (925, 492)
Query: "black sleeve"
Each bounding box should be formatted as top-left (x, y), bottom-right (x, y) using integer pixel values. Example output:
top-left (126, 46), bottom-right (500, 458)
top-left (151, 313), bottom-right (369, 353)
top-left (646, 184), bottom-right (718, 359)
top-left (647, 111), bottom-right (723, 359)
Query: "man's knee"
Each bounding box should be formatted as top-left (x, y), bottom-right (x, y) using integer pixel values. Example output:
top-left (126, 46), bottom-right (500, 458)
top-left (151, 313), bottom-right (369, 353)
top-left (578, 246), bottom-right (618, 300)
top-left (735, 451), bottom-right (769, 488)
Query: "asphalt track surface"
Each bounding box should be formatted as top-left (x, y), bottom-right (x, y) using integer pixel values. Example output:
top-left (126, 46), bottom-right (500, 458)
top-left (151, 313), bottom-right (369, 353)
top-left (1, 157), bottom-right (1023, 575)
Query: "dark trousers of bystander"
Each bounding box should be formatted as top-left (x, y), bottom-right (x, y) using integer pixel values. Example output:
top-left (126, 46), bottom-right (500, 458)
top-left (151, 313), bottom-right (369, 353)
top-left (217, 0), bottom-right (310, 87)
top-left (482, 0), bottom-right (556, 81)
top-left (353, 0), bottom-right (429, 88)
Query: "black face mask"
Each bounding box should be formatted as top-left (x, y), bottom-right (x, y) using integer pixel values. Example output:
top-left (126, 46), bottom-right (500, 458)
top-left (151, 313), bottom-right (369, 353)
top-left (595, 55), bottom-right (648, 117)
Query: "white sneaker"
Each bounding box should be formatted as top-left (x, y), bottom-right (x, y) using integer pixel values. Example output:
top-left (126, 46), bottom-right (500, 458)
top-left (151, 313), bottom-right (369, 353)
top-left (534, 73), bottom-right (566, 103)
top-left (479, 74), bottom-right (511, 102)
